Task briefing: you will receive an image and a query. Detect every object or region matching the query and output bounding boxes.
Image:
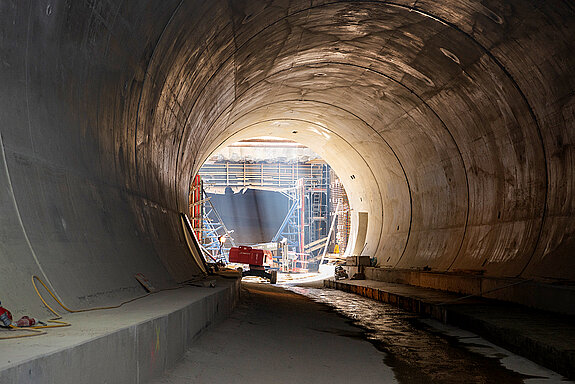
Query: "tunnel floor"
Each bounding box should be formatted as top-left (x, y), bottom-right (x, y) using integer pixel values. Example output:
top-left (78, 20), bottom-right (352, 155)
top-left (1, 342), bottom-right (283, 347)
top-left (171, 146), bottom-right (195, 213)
top-left (151, 283), bottom-right (569, 384)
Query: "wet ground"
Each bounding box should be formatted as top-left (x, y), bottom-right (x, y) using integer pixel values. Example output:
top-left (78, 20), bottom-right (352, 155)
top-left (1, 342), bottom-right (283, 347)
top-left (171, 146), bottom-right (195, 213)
top-left (287, 285), bottom-right (571, 384)
top-left (152, 282), bottom-right (571, 383)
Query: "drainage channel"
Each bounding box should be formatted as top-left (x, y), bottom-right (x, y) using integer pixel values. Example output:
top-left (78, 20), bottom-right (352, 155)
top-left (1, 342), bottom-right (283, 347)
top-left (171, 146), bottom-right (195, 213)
top-left (286, 286), bottom-right (572, 384)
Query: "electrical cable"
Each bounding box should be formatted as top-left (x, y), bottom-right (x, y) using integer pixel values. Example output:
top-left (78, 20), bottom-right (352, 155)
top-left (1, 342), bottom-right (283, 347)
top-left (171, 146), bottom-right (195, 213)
top-left (1, 274), bottom-right (200, 340)
top-left (32, 275), bottom-right (152, 316)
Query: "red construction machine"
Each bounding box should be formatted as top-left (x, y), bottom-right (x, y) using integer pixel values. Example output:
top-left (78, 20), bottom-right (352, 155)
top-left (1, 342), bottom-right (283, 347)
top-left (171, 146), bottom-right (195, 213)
top-left (228, 246), bottom-right (278, 284)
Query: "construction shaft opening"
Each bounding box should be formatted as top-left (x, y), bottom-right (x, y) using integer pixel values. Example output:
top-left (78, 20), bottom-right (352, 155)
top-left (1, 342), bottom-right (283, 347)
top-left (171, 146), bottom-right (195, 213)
top-left (1, 0), bottom-right (574, 318)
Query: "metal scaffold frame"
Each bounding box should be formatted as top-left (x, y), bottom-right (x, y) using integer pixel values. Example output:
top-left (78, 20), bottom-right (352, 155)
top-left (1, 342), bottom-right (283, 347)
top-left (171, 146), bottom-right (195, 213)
top-left (272, 163), bottom-right (330, 260)
top-left (201, 192), bottom-right (237, 261)
top-left (197, 159), bottom-right (348, 272)
top-left (189, 176), bottom-right (236, 262)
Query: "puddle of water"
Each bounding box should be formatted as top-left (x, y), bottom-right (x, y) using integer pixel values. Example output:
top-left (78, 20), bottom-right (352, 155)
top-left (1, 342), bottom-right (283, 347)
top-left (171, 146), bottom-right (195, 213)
top-left (287, 286), bottom-right (572, 384)
top-left (418, 318), bottom-right (572, 384)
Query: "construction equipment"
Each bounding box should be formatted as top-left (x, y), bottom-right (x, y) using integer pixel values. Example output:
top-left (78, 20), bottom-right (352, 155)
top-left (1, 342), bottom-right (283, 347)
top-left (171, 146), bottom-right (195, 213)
top-left (229, 246), bottom-right (278, 284)
top-left (334, 265), bottom-right (348, 280)
top-left (15, 316), bottom-right (37, 327)
top-left (0, 302), bottom-right (12, 327)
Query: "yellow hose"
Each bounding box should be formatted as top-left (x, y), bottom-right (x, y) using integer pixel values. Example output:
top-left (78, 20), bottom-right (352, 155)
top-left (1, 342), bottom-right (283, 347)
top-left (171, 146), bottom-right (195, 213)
top-left (0, 325), bottom-right (47, 340)
top-left (2, 274), bottom-right (198, 340)
top-left (1, 276), bottom-right (151, 340)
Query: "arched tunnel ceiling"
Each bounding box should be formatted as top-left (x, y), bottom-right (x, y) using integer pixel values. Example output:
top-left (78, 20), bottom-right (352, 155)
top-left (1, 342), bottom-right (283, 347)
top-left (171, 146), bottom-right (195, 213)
top-left (0, 0), bottom-right (574, 313)
top-left (145, 0), bottom-right (567, 278)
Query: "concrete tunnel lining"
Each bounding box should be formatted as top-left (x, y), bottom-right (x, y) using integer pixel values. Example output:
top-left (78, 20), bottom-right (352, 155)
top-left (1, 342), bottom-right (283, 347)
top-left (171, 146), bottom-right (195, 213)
top-left (201, 117), bottom-right (390, 260)
top-left (172, 1), bottom-right (547, 276)
top-left (0, 0), bottom-right (574, 320)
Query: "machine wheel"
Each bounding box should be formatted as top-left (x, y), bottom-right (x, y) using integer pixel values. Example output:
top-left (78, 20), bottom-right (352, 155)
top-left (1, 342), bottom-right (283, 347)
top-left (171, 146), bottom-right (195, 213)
top-left (269, 270), bottom-right (278, 284)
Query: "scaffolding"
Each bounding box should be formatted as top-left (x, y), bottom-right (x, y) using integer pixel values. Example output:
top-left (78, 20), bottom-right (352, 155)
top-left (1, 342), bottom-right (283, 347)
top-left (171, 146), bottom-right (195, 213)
top-left (304, 163), bottom-right (329, 258)
top-left (201, 191), bottom-right (236, 262)
top-left (200, 161), bottom-right (326, 190)
top-left (189, 175), bottom-right (236, 262)
top-left (329, 168), bottom-right (350, 254)
top-left (189, 175), bottom-right (203, 241)
top-left (271, 163), bottom-right (330, 260)
top-left (198, 159), bottom-right (344, 270)
top-left (272, 182), bottom-right (302, 254)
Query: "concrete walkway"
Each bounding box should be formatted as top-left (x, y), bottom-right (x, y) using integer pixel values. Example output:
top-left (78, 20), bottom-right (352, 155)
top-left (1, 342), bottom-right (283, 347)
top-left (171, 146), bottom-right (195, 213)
top-left (151, 282), bottom-right (397, 384)
top-left (0, 278), bottom-right (239, 384)
top-left (324, 278), bottom-right (575, 380)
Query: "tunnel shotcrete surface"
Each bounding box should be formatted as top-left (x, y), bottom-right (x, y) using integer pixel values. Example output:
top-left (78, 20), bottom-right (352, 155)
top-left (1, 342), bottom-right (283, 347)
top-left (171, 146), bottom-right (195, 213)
top-left (0, 0), bottom-right (574, 323)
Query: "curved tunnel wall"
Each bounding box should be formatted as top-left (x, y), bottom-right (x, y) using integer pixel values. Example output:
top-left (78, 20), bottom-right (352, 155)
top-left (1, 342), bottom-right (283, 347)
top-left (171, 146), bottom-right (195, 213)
top-left (0, 0), bottom-right (574, 315)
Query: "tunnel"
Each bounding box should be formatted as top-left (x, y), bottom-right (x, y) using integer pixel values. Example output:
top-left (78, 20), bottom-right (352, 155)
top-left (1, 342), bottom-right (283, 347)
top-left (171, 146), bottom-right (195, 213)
top-left (0, 0), bottom-right (574, 381)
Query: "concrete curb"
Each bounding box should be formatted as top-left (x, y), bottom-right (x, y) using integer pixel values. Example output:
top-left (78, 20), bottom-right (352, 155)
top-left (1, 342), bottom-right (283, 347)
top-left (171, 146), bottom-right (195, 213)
top-left (363, 267), bottom-right (575, 316)
top-left (0, 278), bottom-right (240, 384)
top-left (325, 278), bottom-right (450, 321)
top-left (324, 279), bottom-right (575, 380)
